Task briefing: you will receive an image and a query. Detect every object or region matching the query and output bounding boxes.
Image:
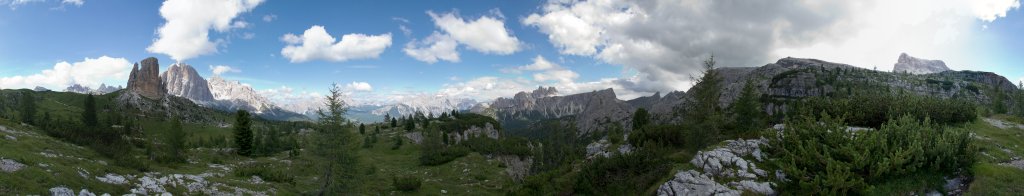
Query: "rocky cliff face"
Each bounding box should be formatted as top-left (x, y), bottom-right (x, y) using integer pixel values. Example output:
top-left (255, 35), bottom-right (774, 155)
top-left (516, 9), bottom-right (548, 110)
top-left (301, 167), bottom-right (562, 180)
top-left (707, 55), bottom-right (1017, 116)
top-left (126, 57), bottom-right (166, 100)
top-left (446, 123), bottom-right (500, 144)
top-left (486, 87), bottom-right (632, 135)
top-left (162, 63), bottom-right (215, 105)
top-left (893, 53), bottom-right (951, 75)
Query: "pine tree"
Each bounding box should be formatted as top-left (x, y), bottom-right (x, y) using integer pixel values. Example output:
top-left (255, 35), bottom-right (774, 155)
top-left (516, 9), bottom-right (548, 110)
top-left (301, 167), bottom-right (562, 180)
top-left (632, 108), bottom-right (650, 130)
top-left (733, 79), bottom-right (767, 135)
top-left (684, 55), bottom-right (725, 150)
top-left (313, 83), bottom-right (358, 194)
top-left (167, 117), bottom-right (186, 162)
top-left (359, 123), bottom-right (366, 135)
top-left (19, 91), bottom-right (35, 125)
top-left (391, 117), bottom-right (398, 128)
top-left (234, 110), bottom-right (254, 156)
top-left (405, 118), bottom-right (416, 131)
top-left (83, 94), bottom-right (98, 127)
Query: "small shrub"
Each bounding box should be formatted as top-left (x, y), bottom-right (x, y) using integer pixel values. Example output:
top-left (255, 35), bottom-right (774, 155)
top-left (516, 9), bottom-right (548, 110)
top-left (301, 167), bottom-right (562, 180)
top-left (393, 176), bottom-right (422, 192)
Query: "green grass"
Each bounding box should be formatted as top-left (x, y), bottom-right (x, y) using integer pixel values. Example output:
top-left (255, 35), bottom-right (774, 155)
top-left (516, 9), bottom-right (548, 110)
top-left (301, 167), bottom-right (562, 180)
top-left (966, 163), bottom-right (1024, 195)
top-left (962, 115), bottom-right (1024, 195)
top-left (352, 125), bottom-right (513, 195)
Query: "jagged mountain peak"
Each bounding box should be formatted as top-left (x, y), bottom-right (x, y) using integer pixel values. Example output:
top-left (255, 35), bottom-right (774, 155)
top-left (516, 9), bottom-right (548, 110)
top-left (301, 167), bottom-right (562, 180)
top-left (162, 62), bottom-right (215, 104)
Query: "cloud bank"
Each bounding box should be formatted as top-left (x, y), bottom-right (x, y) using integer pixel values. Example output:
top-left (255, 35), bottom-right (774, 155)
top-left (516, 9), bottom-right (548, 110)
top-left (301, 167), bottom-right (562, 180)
top-left (0, 56), bottom-right (132, 90)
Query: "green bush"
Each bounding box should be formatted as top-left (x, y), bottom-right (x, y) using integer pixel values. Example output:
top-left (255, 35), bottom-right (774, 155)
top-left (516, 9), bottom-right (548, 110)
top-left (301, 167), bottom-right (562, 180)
top-left (799, 92), bottom-right (976, 127)
top-left (419, 145), bottom-right (469, 166)
top-left (392, 176), bottom-right (422, 192)
top-left (768, 113), bottom-right (976, 194)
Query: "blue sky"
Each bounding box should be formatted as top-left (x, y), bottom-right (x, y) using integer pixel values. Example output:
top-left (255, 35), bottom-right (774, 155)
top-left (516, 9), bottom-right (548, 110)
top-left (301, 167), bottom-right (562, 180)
top-left (1, 0), bottom-right (1022, 106)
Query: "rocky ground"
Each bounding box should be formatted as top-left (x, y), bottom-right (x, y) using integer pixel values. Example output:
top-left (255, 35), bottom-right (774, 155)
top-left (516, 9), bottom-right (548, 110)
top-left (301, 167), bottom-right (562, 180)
top-left (657, 139), bottom-right (777, 196)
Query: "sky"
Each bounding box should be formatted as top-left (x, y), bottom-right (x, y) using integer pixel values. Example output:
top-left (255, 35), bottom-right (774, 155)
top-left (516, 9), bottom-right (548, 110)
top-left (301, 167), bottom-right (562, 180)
top-left (0, 0), bottom-right (1022, 107)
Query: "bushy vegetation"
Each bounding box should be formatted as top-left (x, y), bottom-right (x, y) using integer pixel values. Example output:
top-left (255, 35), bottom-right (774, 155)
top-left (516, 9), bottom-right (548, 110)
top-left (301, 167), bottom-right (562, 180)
top-left (768, 113), bottom-right (976, 194)
top-left (392, 176), bottom-right (422, 192)
top-left (798, 92), bottom-right (976, 127)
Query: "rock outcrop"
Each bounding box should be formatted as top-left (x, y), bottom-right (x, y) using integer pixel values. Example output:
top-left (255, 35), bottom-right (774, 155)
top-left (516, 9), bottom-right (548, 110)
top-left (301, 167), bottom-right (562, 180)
top-left (446, 123), bottom-right (500, 144)
top-left (488, 87), bottom-right (632, 135)
top-left (32, 86), bottom-right (50, 92)
top-left (126, 57), bottom-right (166, 100)
top-left (162, 63), bottom-right (215, 105)
top-left (658, 139), bottom-right (776, 196)
top-left (893, 53), bottom-right (951, 74)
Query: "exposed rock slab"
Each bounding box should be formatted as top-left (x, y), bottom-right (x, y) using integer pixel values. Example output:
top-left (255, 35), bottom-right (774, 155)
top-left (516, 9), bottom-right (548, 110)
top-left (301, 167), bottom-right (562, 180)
top-left (893, 53), bottom-right (950, 75)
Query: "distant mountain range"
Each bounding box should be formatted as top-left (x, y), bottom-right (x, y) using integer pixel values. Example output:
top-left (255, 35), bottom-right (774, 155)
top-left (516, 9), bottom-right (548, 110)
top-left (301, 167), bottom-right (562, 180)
top-left (62, 83), bottom-right (122, 95)
top-left (469, 53), bottom-right (1017, 136)
top-left (119, 57), bottom-right (307, 121)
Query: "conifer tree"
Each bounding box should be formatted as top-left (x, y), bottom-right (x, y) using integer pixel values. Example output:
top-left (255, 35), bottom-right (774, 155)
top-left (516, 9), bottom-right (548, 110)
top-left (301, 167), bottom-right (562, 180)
top-left (313, 83), bottom-right (358, 194)
top-left (234, 110), bottom-right (254, 156)
top-left (83, 94), bottom-right (98, 127)
top-left (733, 79), bottom-right (767, 134)
top-left (19, 91), bottom-right (35, 125)
top-left (684, 55), bottom-right (725, 150)
top-left (167, 117), bottom-right (186, 162)
top-left (632, 108), bottom-right (650, 130)
top-left (359, 123), bottom-right (366, 135)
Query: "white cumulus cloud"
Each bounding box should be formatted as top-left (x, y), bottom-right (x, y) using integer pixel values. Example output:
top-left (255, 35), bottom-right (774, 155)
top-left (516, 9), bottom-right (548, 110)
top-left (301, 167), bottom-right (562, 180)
top-left (403, 32), bottom-right (460, 63)
top-left (404, 10), bottom-right (521, 63)
top-left (428, 10), bottom-right (521, 54)
top-left (344, 82), bottom-right (373, 92)
top-left (146, 0), bottom-right (264, 62)
top-left (280, 25), bottom-right (393, 63)
top-left (209, 65), bottom-right (240, 75)
top-left (0, 56), bottom-right (132, 90)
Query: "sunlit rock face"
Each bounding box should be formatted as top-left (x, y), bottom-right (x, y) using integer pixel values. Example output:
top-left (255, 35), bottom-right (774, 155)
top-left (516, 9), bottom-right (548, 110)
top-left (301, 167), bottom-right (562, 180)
top-left (127, 57), bottom-right (166, 100)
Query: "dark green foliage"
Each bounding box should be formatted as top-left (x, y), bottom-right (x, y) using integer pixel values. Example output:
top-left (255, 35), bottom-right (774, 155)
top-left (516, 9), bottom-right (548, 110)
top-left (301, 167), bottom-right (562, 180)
top-left (437, 113), bottom-right (502, 133)
top-left (607, 124), bottom-right (624, 144)
top-left (799, 92), bottom-right (976, 127)
top-left (235, 163), bottom-right (295, 184)
top-left (392, 176), bottom-right (422, 192)
top-left (404, 118), bottom-right (415, 131)
top-left (531, 120), bottom-right (584, 173)
top-left (628, 124), bottom-right (685, 148)
top-left (631, 108), bottom-right (649, 130)
top-left (358, 123), bottom-right (365, 134)
top-left (391, 136), bottom-right (403, 150)
top-left (768, 114), bottom-right (977, 194)
top-left (18, 91), bottom-right (35, 124)
top-left (419, 125), bottom-right (469, 166)
top-left (40, 114), bottom-right (147, 171)
top-left (731, 79), bottom-right (767, 135)
top-left (571, 148), bottom-right (671, 195)
top-left (234, 110), bottom-right (254, 156)
top-left (166, 117), bottom-right (186, 163)
top-left (82, 94), bottom-right (97, 127)
top-left (461, 136), bottom-right (532, 157)
top-left (391, 117), bottom-right (397, 128)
